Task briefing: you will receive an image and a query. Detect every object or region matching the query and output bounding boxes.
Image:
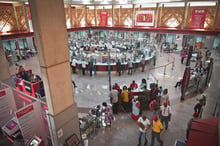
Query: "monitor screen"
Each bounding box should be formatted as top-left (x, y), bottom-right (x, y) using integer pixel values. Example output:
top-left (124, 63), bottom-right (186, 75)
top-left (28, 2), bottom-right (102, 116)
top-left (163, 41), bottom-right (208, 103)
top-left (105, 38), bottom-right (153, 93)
top-left (30, 139), bottom-right (39, 146)
top-left (6, 120), bottom-right (17, 130)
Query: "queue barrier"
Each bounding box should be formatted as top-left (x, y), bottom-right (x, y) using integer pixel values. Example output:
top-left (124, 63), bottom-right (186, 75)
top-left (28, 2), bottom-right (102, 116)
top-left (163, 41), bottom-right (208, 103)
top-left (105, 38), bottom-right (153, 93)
top-left (146, 45), bottom-right (176, 85)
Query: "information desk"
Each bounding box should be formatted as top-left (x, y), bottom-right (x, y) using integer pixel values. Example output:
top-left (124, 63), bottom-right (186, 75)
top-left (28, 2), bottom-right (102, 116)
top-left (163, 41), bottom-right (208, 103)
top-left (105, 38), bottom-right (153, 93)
top-left (130, 88), bottom-right (144, 98)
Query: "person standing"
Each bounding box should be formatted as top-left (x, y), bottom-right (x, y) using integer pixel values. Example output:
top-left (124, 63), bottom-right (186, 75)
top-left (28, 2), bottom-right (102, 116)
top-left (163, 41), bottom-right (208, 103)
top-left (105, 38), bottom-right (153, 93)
top-left (141, 57), bottom-right (145, 72)
top-left (71, 58), bottom-right (77, 73)
top-left (15, 49), bottom-right (21, 61)
top-left (128, 59), bottom-right (133, 75)
top-left (181, 51), bottom-right (186, 64)
top-left (137, 115), bottom-right (151, 146)
top-left (81, 60), bottom-right (86, 75)
top-left (88, 59), bottom-right (94, 77)
top-left (150, 115), bottom-right (163, 146)
top-left (186, 112), bottom-right (199, 140)
top-left (131, 96), bottom-right (140, 120)
top-left (102, 102), bottom-right (114, 128)
top-left (121, 86), bottom-right (130, 112)
top-left (116, 59), bottom-right (122, 76)
top-left (109, 86), bottom-right (119, 114)
top-left (159, 101), bottom-right (171, 130)
top-left (160, 89), bottom-right (169, 105)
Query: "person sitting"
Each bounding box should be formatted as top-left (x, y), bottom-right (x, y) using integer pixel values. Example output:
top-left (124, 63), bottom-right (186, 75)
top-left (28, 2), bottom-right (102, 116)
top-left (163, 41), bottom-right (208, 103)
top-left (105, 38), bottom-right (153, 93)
top-left (19, 70), bottom-right (28, 81)
top-left (113, 83), bottom-right (120, 91)
top-left (194, 94), bottom-right (206, 118)
top-left (174, 77), bottom-right (183, 88)
top-left (18, 65), bottom-right (25, 73)
top-left (130, 80), bottom-right (138, 90)
top-left (140, 78), bottom-right (147, 90)
top-left (30, 74), bottom-right (37, 83)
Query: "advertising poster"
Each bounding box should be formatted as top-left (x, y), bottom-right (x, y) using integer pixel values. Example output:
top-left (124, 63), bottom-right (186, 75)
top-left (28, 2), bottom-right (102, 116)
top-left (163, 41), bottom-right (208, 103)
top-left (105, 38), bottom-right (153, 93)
top-left (100, 11), bottom-right (108, 26)
top-left (191, 9), bottom-right (207, 28)
top-left (16, 104), bottom-right (35, 142)
top-left (16, 102), bottom-right (48, 144)
top-left (135, 10), bottom-right (154, 26)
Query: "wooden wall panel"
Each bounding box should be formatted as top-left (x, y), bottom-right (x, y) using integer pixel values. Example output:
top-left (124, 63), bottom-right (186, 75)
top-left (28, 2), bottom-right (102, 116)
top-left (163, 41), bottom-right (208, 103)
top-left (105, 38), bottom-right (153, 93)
top-left (120, 8), bottom-right (132, 26)
top-left (114, 8), bottom-right (119, 26)
top-left (185, 6), bottom-right (216, 29)
top-left (106, 8), bottom-right (112, 26)
top-left (158, 7), bottom-right (184, 28)
top-left (215, 7), bottom-right (220, 30)
top-left (76, 7), bottom-right (85, 26)
top-left (71, 7), bottom-right (76, 27)
top-left (65, 7), bottom-right (70, 28)
top-left (15, 6), bottom-right (27, 31)
top-left (96, 9), bottom-right (101, 25)
top-left (87, 9), bottom-right (95, 26)
top-left (0, 4), bottom-right (18, 32)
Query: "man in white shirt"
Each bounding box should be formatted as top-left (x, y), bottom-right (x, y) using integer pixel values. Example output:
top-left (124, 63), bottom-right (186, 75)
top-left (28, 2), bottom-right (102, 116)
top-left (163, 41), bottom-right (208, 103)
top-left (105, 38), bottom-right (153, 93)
top-left (160, 101), bottom-right (171, 130)
top-left (128, 59), bottom-right (133, 75)
top-left (109, 86), bottom-right (119, 114)
top-left (71, 59), bottom-right (77, 73)
top-left (81, 60), bottom-right (87, 75)
top-left (137, 115), bottom-right (151, 146)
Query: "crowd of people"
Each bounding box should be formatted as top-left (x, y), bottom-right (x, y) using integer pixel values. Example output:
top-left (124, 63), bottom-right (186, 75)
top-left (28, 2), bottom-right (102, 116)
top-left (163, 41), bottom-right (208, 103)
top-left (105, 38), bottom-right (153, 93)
top-left (107, 76), bottom-right (208, 145)
top-left (107, 78), bottom-right (173, 146)
top-left (4, 48), bottom-right (37, 65)
top-left (69, 38), bottom-right (156, 77)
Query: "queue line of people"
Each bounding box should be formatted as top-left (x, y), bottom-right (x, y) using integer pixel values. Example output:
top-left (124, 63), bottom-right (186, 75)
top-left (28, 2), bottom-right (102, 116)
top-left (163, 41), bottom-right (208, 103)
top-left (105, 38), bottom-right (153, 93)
top-left (108, 79), bottom-right (172, 145)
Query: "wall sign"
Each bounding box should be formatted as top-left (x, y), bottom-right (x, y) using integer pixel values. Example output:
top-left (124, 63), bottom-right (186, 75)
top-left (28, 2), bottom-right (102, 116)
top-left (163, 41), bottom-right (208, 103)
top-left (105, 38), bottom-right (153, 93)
top-left (135, 10), bottom-right (154, 26)
top-left (191, 9), bottom-right (207, 29)
top-left (100, 11), bottom-right (108, 26)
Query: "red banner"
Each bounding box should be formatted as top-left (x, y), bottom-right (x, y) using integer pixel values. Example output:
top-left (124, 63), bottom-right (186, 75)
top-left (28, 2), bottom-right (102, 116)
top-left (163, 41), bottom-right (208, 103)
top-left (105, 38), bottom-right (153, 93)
top-left (191, 9), bottom-right (207, 28)
top-left (100, 11), bottom-right (108, 26)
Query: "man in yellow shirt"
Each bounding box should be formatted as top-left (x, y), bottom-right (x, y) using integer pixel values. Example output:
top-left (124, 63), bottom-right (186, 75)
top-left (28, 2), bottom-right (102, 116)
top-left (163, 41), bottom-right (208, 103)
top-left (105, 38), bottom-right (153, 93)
top-left (150, 115), bottom-right (163, 146)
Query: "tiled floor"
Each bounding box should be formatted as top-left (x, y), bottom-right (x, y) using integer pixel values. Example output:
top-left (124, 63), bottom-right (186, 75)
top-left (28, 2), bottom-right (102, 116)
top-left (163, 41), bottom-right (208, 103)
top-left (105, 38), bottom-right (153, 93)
top-left (1, 48), bottom-right (220, 146)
